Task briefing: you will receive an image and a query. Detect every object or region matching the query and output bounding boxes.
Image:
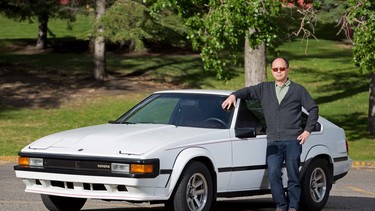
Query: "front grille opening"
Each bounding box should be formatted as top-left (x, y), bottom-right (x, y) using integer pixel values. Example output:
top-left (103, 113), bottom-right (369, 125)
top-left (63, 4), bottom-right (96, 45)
top-left (67, 182), bottom-right (74, 189)
top-left (83, 183), bottom-right (90, 190)
top-left (117, 185), bottom-right (127, 192)
top-left (92, 184), bottom-right (106, 191)
top-left (35, 179), bottom-right (42, 185)
top-left (51, 181), bottom-right (65, 188)
top-left (43, 159), bottom-right (111, 171)
top-left (83, 183), bottom-right (106, 191)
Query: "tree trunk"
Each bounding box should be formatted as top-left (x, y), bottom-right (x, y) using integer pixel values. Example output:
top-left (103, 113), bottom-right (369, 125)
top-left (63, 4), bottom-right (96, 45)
top-left (244, 29), bottom-right (266, 86)
top-left (93, 0), bottom-right (107, 81)
top-left (129, 39), bottom-right (136, 52)
top-left (36, 15), bottom-right (48, 50)
top-left (368, 73), bottom-right (375, 136)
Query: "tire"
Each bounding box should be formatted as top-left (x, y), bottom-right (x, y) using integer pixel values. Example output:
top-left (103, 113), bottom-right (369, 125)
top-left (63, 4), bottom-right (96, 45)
top-left (300, 158), bottom-right (332, 211)
top-left (167, 161), bottom-right (213, 211)
top-left (41, 194), bottom-right (86, 211)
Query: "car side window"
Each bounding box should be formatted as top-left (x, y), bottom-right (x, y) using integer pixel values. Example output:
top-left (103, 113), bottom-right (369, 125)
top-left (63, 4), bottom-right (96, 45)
top-left (173, 96), bottom-right (231, 129)
top-left (301, 113), bottom-right (322, 132)
top-left (235, 99), bottom-right (266, 135)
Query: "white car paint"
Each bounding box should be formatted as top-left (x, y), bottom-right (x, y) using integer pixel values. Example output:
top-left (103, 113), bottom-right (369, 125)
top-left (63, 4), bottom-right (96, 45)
top-left (14, 89), bottom-right (352, 210)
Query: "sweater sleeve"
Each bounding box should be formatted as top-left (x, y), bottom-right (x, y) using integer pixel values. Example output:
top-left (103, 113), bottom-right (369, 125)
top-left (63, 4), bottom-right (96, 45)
top-left (301, 86), bottom-right (319, 132)
top-left (232, 83), bottom-right (263, 101)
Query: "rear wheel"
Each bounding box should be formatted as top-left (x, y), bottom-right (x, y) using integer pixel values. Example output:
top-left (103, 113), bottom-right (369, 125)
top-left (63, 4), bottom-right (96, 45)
top-left (166, 161), bottom-right (213, 211)
top-left (41, 194), bottom-right (86, 211)
top-left (300, 158), bottom-right (332, 211)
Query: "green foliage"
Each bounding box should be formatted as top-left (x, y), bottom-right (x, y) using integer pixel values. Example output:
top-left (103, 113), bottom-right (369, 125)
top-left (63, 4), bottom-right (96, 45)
top-left (151, 0), bottom-right (282, 80)
top-left (100, 0), bottom-right (188, 51)
top-left (101, 0), bottom-right (150, 50)
top-left (314, 0), bottom-right (347, 23)
top-left (0, 0), bottom-right (77, 25)
top-left (346, 0), bottom-right (375, 72)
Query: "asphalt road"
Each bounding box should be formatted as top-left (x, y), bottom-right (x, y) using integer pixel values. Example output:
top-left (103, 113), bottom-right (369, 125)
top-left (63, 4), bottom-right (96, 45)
top-left (1, 162), bottom-right (374, 211)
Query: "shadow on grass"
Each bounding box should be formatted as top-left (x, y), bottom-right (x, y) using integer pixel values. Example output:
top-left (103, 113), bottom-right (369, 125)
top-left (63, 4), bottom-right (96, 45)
top-left (108, 53), bottom-right (239, 89)
top-left (300, 67), bottom-right (367, 105)
top-left (0, 38), bottom-right (365, 113)
top-left (0, 39), bottom-right (239, 111)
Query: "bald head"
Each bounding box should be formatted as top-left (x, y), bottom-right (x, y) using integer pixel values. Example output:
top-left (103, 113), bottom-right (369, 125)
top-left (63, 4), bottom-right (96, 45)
top-left (271, 57), bottom-right (289, 85)
top-left (271, 57), bottom-right (289, 68)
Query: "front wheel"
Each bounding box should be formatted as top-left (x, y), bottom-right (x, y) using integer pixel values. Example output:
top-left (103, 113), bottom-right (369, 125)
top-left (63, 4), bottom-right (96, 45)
top-left (41, 194), bottom-right (86, 211)
top-left (300, 158), bottom-right (332, 211)
top-left (167, 161), bottom-right (213, 211)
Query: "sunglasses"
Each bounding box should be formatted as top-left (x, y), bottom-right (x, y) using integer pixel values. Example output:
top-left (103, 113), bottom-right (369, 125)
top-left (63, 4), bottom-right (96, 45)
top-left (272, 67), bottom-right (287, 72)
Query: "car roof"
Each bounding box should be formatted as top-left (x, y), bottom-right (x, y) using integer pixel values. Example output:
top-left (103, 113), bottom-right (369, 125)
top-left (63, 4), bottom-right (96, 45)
top-left (153, 89), bottom-right (234, 96)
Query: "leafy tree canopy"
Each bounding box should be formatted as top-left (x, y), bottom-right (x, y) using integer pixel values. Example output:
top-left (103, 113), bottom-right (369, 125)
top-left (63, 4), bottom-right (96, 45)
top-left (0, 0), bottom-right (76, 26)
top-left (346, 0), bottom-right (374, 72)
top-left (149, 0), bottom-right (282, 80)
top-left (100, 0), bottom-right (187, 51)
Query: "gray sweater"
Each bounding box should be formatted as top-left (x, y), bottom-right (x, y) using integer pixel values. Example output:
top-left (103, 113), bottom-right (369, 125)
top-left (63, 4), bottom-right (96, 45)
top-left (233, 81), bottom-right (319, 141)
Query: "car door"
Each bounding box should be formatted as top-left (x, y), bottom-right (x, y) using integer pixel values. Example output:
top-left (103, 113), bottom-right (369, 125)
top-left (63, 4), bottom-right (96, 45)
top-left (227, 99), bottom-right (270, 191)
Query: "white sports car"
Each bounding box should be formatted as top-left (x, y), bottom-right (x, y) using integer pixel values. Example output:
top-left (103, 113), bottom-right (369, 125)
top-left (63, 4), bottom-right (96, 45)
top-left (14, 90), bottom-right (351, 211)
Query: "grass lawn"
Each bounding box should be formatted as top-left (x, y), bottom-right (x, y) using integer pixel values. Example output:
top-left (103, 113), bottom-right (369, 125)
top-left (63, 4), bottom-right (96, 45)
top-left (0, 14), bottom-right (93, 39)
top-left (0, 14), bottom-right (373, 161)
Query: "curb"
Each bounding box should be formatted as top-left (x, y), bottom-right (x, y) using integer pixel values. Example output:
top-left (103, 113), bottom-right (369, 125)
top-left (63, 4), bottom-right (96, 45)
top-left (0, 156), bottom-right (18, 162)
top-left (1, 156), bottom-right (374, 169)
top-left (351, 161), bottom-right (375, 169)
top-left (0, 156), bottom-right (18, 164)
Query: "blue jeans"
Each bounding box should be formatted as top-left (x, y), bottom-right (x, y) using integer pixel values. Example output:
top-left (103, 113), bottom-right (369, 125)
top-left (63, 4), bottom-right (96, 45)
top-left (267, 140), bottom-right (302, 210)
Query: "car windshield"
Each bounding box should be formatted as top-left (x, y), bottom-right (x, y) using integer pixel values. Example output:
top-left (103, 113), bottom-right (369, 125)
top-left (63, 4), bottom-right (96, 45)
top-left (115, 93), bottom-right (233, 129)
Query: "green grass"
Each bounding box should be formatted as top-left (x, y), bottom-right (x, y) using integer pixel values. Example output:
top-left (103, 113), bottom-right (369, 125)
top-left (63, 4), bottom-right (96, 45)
top-left (0, 14), bottom-right (373, 160)
top-left (0, 14), bottom-right (93, 39)
top-left (0, 95), bottom-right (144, 155)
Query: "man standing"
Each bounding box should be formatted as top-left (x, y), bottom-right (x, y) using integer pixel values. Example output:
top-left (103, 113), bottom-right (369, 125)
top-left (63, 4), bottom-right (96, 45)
top-left (221, 57), bottom-right (319, 211)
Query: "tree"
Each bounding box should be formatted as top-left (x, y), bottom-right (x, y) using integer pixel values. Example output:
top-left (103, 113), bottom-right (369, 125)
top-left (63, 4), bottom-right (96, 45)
top-left (245, 30), bottom-right (267, 86)
top-left (149, 1), bottom-right (318, 86)
top-left (151, 0), bottom-right (281, 84)
top-left (101, 0), bottom-right (149, 52)
top-left (0, 0), bottom-right (76, 49)
top-left (100, 0), bottom-right (188, 53)
top-left (93, 0), bottom-right (107, 80)
top-left (344, 0), bottom-right (375, 135)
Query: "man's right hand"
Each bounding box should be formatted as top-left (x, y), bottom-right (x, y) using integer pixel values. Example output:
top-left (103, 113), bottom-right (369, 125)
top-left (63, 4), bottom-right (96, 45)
top-left (221, 94), bottom-right (236, 110)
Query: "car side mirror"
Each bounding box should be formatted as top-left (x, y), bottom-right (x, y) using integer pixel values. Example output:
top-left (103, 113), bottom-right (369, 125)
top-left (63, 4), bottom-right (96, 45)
top-left (235, 128), bottom-right (256, 138)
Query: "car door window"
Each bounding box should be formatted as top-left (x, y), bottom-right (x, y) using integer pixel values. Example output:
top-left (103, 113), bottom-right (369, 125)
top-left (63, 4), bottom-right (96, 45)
top-left (300, 113), bottom-right (322, 132)
top-left (235, 99), bottom-right (266, 135)
top-left (174, 96), bottom-right (231, 129)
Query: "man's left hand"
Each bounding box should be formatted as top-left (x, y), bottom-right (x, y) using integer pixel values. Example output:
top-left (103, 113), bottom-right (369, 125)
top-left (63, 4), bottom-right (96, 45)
top-left (297, 131), bottom-right (310, 144)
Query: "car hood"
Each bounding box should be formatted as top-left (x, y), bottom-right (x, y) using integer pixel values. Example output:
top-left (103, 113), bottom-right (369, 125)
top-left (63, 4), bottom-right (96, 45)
top-left (27, 124), bottom-right (226, 156)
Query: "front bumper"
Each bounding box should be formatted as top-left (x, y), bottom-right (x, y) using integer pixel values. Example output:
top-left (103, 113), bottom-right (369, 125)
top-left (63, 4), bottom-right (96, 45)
top-left (14, 170), bottom-right (171, 201)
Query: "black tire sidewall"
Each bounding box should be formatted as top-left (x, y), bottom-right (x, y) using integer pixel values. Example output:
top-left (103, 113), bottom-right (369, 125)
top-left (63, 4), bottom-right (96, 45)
top-left (172, 161), bottom-right (213, 211)
top-left (41, 194), bottom-right (86, 211)
top-left (300, 158), bottom-right (332, 211)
